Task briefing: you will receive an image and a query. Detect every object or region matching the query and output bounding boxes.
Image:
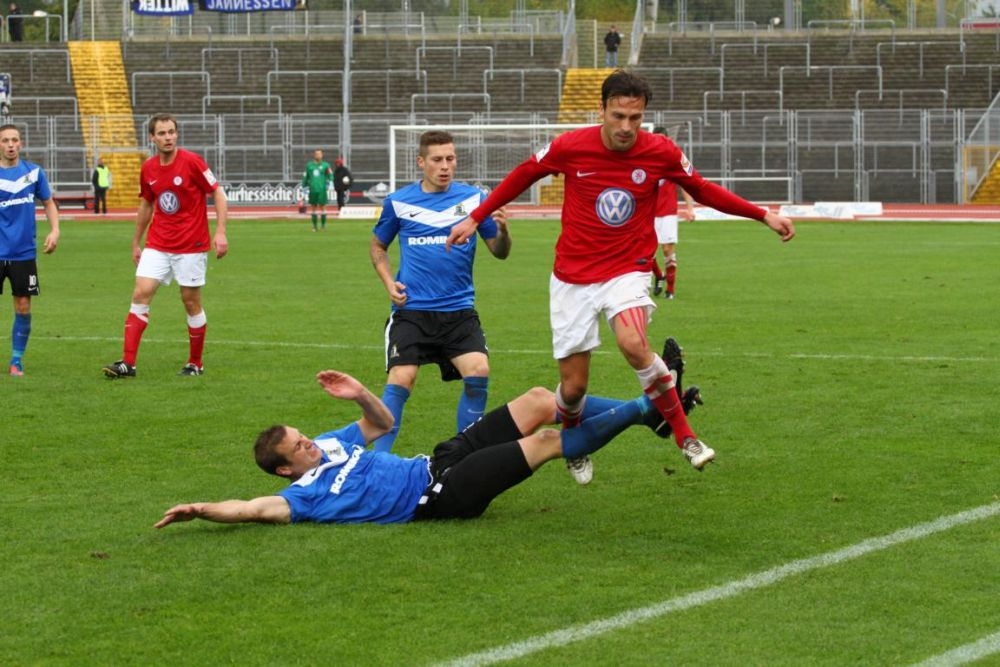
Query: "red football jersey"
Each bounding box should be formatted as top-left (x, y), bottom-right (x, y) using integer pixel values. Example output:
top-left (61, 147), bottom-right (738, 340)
top-left (655, 179), bottom-right (679, 217)
top-left (139, 149), bottom-right (219, 254)
top-left (473, 127), bottom-right (766, 284)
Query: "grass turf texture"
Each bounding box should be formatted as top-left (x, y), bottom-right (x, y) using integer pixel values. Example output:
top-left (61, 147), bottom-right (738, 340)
top-left (2, 216), bottom-right (998, 665)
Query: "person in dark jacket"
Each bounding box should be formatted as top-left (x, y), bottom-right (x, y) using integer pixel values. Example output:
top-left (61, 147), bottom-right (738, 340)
top-left (333, 157), bottom-right (353, 209)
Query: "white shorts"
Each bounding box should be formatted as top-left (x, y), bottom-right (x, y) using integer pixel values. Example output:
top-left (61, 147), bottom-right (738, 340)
top-left (136, 248), bottom-right (208, 287)
top-left (549, 271), bottom-right (656, 359)
top-left (654, 214), bottom-right (679, 244)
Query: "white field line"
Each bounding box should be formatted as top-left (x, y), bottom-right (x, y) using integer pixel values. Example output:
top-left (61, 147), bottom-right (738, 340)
top-left (27, 336), bottom-right (1000, 364)
top-left (435, 502), bottom-right (1000, 667)
top-left (909, 629), bottom-right (1000, 667)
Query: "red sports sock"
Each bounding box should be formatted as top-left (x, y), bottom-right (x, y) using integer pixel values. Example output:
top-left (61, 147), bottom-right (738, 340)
top-left (645, 377), bottom-right (696, 448)
top-left (555, 384), bottom-right (584, 428)
top-left (650, 258), bottom-right (664, 279)
top-left (122, 312), bottom-right (148, 366)
top-left (666, 264), bottom-right (677, 293)
top-left (187, 324), bottom-right (206, 367)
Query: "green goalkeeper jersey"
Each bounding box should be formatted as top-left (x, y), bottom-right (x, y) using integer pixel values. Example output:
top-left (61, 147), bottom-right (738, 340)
top-left (302, 160), bottom-right (333, 193)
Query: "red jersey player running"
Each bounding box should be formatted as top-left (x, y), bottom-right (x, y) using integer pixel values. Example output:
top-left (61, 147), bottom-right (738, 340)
top-left (447, 70), bottom-right (795, 481)
top-left (103, 113), bottom-right (229, 379)
top-left (650, 127), bottom-right (697, 299)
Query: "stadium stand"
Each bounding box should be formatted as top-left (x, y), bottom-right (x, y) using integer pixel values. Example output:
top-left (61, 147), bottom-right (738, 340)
top-left (4, 5), bottom-right (1000, 205)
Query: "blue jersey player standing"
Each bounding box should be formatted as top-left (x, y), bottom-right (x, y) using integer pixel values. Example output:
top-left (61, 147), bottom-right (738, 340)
top-left (369, 130), bottom-right (511, 452)
top-left (0, 124), bottom-right (60, 376)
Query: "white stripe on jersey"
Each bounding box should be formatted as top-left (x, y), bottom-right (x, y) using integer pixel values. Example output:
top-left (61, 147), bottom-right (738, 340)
top-left (390, 193), bottom-right (480, 230)
top-left (0, 167), bottom-right (40, 195)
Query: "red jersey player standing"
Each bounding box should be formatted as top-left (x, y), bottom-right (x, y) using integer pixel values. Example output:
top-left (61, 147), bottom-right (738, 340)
top-left (650, 135), bottom-right (696, 300)
top-left (447, 70), bottom-right (795, 481)
top-left (103, 113), bottom-right (229, 379)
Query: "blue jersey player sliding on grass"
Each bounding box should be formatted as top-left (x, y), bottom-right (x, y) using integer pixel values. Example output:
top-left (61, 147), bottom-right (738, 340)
top-left (154, 337), bottom-right (703, 528)
top-left (0, 124), bottom-right (60, 376)
top-left (369, 130), bottom-right (511, 454)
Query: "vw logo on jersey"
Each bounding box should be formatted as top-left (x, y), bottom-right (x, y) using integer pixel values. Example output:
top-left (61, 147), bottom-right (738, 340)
top-left (595, 188), bottom-right (635, 227)
top-left (158, 190), bottom-right (180, 214)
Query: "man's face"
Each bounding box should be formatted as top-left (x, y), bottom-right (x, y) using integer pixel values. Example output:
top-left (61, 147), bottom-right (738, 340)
top-left (314, 150), bottom-right (323, 162)
top-left (600, 95), bottom-right (646, 152)
top-left (150, 120), bottom-right (178, 156)
top-left (274, 426), bottom-right (323, 478)
top-left (417, 143), bottom-right (456, 192)
top-left (0, 128), bottom-right (21, 163)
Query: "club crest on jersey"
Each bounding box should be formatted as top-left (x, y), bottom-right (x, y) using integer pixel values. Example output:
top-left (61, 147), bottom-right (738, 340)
top-left (316, 437), bottom-right (349, 465)
top-left (158, 190), bottom-right (180, 214)
top-left (631, 169), bottom-right (647, 184)
top-left (595, 188), bottom-right (635, 227)
top-left (680, 152), bottom-right (694, 175)
top-left (453, 203), bottom-right (466, 216)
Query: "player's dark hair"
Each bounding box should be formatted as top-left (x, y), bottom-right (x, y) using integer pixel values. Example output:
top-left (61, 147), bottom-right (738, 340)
top-left (147, 113), bottom-right (177, 136)
top-left (419, 130), bottom-right (454, 157)
top-left (601, 69), bottom-right (652, 107)
top-left (0, 123), bottom-right (19, 137)
top-left (254, 425), bottom-right (290, 475)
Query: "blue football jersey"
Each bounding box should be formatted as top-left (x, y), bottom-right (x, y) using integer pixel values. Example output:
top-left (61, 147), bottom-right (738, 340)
top-left (0, 161), bottom-right (51, 261)
top-left (277, 422), bottom-right (432, 524)
top-left (372, 181), bottom-right (498, 311)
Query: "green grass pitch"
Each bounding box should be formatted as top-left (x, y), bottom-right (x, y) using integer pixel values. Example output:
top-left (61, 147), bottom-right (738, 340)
top-left (2, 216), bottom-right (998, 665)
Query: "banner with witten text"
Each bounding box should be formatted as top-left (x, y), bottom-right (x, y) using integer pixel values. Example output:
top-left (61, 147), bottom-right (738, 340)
top-left (131, 0), bottom-right (295, 15)
top-left (131, 0), bottom-right (194, 16)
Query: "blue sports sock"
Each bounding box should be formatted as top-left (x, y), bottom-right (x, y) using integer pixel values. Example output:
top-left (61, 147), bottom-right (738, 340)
top-left (560, 398), bottom-right (648, 459)
top-left (457, 376), bottom-right (489, 432)
top-left (580, 395), bottom-right (624, 420)
top-left (552, 395), bottom-right (626, 424)
top-left (372, 384), bottom-right (410, 453)
top-left (11, 312), bottom-right (31, 364)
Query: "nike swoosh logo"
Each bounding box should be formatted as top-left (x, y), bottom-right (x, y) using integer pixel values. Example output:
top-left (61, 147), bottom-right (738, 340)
top-left (577, 171), bottom-right (597, 177)
top-left (408, 212), bottom-right (419, 217)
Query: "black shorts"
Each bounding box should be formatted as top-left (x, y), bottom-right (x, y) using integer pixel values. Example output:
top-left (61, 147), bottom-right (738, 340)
top-left (384, 309), bottom-right (488, 382)
top-left (0, 260), bottom-right (39, 297)
top-left (412, 405), bottom-right (533, 521)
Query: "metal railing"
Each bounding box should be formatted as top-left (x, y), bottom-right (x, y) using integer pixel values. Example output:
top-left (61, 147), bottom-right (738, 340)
top-left (481, 68), bottom-right (562, 106)
top-left (131, 71), bottom-right (212, 108)
top-left (201, 47), bottom-right (279, 82)
top-left (11, 107), bottom-right (995, 205)
top-left (964, 92), bottom-right (1000, 201)
top-left (0, 48), bottom-right (71, 83)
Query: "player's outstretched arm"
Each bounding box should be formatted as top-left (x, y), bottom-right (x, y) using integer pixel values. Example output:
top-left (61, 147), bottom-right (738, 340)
top-left (445, 216), bottom-right (478, 250)
top-left (155, 496), bottom-right (291, 528)
top-left (316, 370), bottom-right (394, 443)
top-left (763, 210), bottom-right (796, 242)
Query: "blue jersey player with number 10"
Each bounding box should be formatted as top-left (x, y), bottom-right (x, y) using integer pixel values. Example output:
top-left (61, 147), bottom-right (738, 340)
top-left (369, 130), bottom-right (512, 453)
top-left (0, 124), bottom-right (60, 376)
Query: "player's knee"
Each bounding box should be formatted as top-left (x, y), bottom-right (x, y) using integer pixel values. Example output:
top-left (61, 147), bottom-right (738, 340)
top-left (525, 385), bottom-right (555, 409)
top-left (522, 428), bottom-right (563, 468)
top-left (464, 359), bottom-right (490, 377)
top-left (536, 428), bottom-right (561, 447)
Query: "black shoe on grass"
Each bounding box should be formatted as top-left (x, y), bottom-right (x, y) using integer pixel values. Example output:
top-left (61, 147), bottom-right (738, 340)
top-left (102, 360), bottom-right (136, 379)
